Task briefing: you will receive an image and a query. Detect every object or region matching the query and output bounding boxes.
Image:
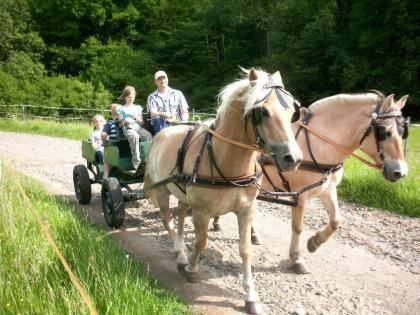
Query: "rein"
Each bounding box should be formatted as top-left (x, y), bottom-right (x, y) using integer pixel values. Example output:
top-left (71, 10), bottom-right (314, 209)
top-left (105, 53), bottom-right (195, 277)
top-left (199, 123), bottom-right (266, 153)
top-left (297, 122), bottom-right (382, 170)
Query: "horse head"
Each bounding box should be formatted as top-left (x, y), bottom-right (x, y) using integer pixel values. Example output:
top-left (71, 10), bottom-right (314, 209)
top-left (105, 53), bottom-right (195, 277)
top-left (243, 68), bottom-right (303, 171)
top-left (360, 94), bottom-right (409, 182)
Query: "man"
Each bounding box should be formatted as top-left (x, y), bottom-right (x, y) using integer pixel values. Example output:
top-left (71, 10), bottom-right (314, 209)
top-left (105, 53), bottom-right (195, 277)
top-left (147, 70), bottom-right (189, 134)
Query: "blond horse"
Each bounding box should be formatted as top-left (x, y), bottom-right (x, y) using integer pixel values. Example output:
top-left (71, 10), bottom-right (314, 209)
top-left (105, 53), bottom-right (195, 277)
top-left (251, 92), bottom-right (408, 273)
top-left (144, 68), bottom-right (302, 314)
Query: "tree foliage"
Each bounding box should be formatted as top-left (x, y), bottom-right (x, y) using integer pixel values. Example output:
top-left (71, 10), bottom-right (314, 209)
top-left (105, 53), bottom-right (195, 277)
top-left (0, 0), bottom-right (418, 118)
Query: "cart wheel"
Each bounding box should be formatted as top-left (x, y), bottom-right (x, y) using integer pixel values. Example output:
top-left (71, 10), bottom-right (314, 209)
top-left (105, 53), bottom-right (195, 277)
top-left (101, 177), bottom-right (125, 228)
top-left (73, 164), bottom-right (92, 204)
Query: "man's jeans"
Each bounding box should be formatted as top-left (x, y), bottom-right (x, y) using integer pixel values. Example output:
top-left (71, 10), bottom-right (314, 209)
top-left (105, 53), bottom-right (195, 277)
top-left (152, 117), bottom-right (170, 134)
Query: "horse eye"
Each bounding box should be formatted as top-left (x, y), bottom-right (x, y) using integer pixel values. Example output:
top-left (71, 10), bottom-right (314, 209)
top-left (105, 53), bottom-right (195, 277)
top-left (261, 107), bottom-right (271, 117)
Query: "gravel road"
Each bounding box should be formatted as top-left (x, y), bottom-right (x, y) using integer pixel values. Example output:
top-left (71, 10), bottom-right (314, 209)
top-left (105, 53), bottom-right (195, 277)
top-left (1, 131), bottom-right (419, 315)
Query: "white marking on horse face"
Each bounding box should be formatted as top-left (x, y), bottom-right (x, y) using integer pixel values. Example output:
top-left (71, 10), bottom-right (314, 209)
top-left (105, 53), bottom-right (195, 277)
top-left (383, 159), bottom-right (408, 182)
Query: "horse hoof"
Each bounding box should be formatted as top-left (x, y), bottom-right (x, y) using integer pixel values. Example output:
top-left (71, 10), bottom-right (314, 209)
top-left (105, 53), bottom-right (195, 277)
top-left (307, 237), bottom-right (318, 253)
top-left (185, 271), bottom-right (199, 283)
top-left (245, 300), bottom-right (263, 314)
top-left (213, 223), bottom-right (222, 232)
top-left (293, 262), bottom-right (310, 274)
top-left (177, 263), bottom-right (188, 274)
top-left (178, 264), bottom-right (200, 283)
top-left (251, 234), bottom-right (262, 245)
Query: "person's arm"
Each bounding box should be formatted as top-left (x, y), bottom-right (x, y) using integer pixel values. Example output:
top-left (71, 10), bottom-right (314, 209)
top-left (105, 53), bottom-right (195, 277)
top-left (181, 110), bottom-right (189, 122)
top-left (117, 108), bottom-right (133, 126)
top-left (101, 131), bottom-right (108, 143)
top-left (150, 110), bottom-right (171, 119)
top-left (132, 105), bottom-right (144, 124)
top-left (148, 94), bottom-right (170, 119)
top-left (179, 92), bottom-right (189, 122)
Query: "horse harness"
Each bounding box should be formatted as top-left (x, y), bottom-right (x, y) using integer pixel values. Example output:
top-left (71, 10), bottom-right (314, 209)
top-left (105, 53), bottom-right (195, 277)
top-left (259, 93), bottom-right (409, 207)
top-left (259, 111), bottom-right (343, 207)
top-left (146, 78), bottom-right (301, 194)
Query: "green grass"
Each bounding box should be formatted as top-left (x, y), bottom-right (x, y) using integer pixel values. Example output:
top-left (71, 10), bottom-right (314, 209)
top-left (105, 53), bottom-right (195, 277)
top-left (0, 118), bottom-right (91, 141)
top-left (0, 162), bottom-right (192, 315)
top-left (338, 126), bottom-right (420, 217)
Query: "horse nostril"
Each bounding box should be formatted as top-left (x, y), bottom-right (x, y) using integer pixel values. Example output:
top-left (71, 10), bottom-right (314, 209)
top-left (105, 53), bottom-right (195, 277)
top-left (393, 171), bottom-right (403, 180)
top-left (283, 154), bottom-right (294, 164)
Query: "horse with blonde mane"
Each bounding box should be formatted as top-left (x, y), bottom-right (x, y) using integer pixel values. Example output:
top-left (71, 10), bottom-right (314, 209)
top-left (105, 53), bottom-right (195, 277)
top-left (241, 91), bottom-right (409, 274)
top-left (144, 68), bottom-right (302, 314)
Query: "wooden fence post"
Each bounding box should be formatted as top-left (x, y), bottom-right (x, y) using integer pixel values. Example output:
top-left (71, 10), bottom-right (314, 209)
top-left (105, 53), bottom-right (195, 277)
top-left (21, 105), bottom-right (26, 120)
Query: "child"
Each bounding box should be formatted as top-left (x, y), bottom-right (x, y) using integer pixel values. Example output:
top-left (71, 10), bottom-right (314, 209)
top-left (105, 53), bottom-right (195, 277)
top-left (90, 114), bottom-right (105, 164)
top-left (101, 104), bottom-right (121, 177)
top-left (117, 86), bottom-right (152, 170)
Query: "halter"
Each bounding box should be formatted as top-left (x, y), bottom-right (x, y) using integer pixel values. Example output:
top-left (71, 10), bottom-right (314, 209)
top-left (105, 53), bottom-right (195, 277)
top-left (359, 97), bottom-right (409, 162)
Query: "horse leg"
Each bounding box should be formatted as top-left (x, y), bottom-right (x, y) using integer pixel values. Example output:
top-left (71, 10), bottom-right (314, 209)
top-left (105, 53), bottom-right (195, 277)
top-left (176, 201), bottom-right (189, 268)
top-left (289, 202), bottom-right (310, 274)
top-left (155, 188), bottom-right (181, 254)
top-left (307, 188), bottom-right (341, 253)
top-left (181, 213), bottom-right (210, 283)
top-left (212, 216), bottom-right (222, 231)
top-left (237, 206), bottom-right (263, 314)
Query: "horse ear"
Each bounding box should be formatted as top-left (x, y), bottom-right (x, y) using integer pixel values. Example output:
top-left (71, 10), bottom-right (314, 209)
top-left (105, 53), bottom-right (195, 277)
top-left (395, 95), bottom-right (409, 110)
top-left (382, 94), bottom-right (395, 112)
top-left (249, 68), bottom-right (258, 82)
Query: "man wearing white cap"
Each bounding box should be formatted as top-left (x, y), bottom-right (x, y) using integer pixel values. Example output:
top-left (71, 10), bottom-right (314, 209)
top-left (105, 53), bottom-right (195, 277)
top-left (147, 70), bottom-right (189, 133)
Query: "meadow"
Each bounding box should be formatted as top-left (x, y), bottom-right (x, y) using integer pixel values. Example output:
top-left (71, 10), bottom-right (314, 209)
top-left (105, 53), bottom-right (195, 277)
top-left (0, 162), bottom-right (192, 315)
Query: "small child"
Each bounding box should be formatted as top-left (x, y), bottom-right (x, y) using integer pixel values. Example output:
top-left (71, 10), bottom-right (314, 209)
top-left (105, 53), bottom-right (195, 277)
top-left (90, 114), bottom-right (105, 163)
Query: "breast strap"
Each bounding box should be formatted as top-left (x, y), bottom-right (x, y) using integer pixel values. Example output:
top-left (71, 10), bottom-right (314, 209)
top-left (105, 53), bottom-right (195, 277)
top-left (174, 124), bottom-right (262, 188)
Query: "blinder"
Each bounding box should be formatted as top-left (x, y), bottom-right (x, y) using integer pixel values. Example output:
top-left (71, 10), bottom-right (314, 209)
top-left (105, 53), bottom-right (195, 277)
top-left (397, 118), bottom-right (409, 140)
top-left (374, 125), bottom-right (387, 141)
top-left (291, 100), bottom-right (301, 123)
top-left (373, 118), bottom-right (409, 142)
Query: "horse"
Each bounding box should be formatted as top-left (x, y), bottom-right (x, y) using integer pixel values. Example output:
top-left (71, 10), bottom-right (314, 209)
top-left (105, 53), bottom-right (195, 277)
top-left (214, 91), bottom-right (408, 274)
top-left (144, 68), bottom-right (303, 314)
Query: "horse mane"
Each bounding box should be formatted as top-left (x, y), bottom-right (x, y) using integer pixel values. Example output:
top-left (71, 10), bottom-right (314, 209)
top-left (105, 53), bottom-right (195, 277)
top-left (308, 92), bottom-right (382, 112)
top-left (216, 69), bottom-right (278, 119)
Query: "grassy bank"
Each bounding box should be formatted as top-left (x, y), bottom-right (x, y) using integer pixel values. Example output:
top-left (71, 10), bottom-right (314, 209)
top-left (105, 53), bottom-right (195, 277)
top-left (0, 118), bottom-right (91, 141)
top-left (0, 162), bottom-right (192, 315)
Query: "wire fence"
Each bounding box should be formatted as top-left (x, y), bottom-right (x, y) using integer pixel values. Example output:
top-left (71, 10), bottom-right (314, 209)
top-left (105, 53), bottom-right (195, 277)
top-left (0, 104), bottom-right (217, 122)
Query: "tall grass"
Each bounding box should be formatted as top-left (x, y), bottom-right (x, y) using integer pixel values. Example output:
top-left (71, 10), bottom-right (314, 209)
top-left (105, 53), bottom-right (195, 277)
top-left (0, 118), bottom-right (91, 141)
top-left (338, 126), bottom-right (420, 217)
top-left (0, 162), bottom-right (192, 315)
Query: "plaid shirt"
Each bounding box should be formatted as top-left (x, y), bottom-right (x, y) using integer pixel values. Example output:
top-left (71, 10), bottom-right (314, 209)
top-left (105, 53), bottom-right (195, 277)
top-left (147, 87), bottom-right (188, 121)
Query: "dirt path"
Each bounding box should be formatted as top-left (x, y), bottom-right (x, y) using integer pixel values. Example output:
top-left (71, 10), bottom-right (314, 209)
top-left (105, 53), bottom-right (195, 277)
top-left (1, 131), bottom-right (419, 315)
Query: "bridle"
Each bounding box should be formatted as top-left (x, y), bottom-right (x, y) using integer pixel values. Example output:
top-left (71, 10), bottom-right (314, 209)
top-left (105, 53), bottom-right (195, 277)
top-left (359, 96), bottom-right (409, 162)
top-left (246, 79), bottom-right (301, 153)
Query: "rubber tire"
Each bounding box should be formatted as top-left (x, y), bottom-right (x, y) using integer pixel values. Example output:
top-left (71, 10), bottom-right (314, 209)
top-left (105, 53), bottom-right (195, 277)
top-left (101, 177), bottom-right (125, 228)
top-left (73, 164), bottom-right (92, 204)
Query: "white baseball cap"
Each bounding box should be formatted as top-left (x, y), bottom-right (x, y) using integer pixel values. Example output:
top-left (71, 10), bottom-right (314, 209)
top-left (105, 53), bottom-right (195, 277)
top-left (154, 70), bottom-right (167, 80)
